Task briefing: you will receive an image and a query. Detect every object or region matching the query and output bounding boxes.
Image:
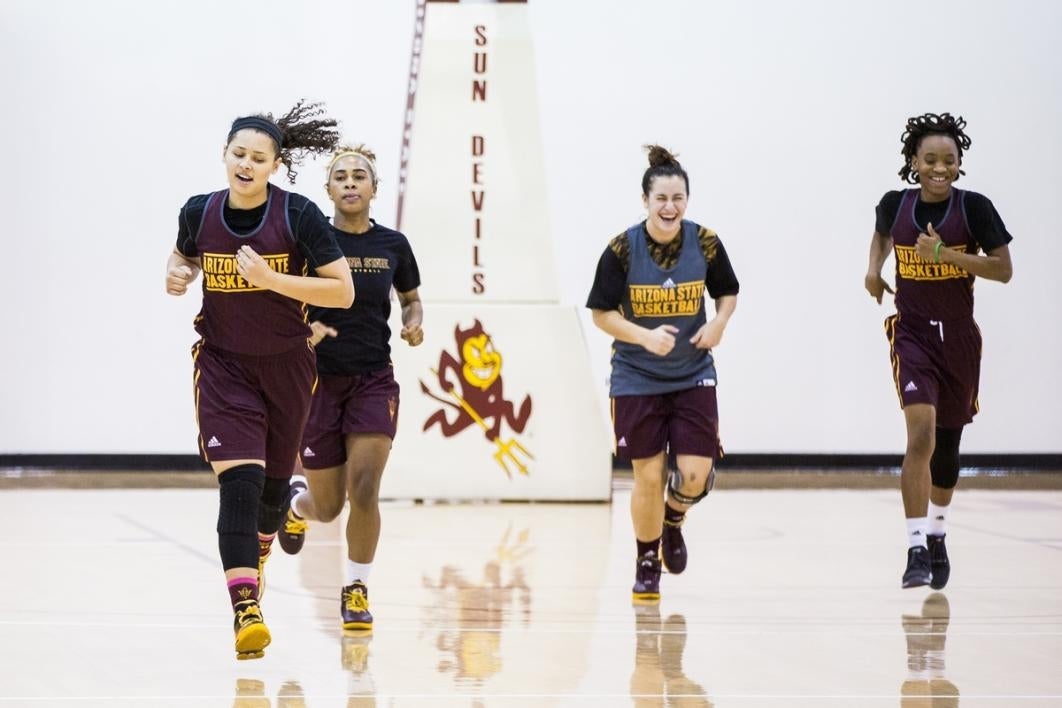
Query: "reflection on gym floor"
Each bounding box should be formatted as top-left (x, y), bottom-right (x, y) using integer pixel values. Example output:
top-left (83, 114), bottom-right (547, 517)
top-left (2, 488), bottom-right (1061, 706)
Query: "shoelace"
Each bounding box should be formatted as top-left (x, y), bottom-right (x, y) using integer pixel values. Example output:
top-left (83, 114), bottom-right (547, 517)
top-left (344, 589), bottom-right (369, 612)
top-left (284, 512), bottom-right (308, 535)
top-left (235, 602), bottom-right (263, 629)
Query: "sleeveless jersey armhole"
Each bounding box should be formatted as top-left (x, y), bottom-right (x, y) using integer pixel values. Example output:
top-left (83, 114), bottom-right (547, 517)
top-left (282, 191), bottom-right (297, 246)
top-left (187, 193), bottom-right (217, 249)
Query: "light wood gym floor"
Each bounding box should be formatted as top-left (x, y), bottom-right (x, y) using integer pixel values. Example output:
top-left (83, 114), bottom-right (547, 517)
top-left (1, 478), bottom-right (1060, 706)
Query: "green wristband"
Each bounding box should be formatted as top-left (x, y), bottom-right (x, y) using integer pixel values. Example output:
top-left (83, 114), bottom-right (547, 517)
top-left (933, 241), bottom-right (943, 263)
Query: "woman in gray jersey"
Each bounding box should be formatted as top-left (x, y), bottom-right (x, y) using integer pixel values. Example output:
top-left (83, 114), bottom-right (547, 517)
top-left (587, 145), bottom-right (739, 603)
top-left (865, 113), bottom-right (1013, 590)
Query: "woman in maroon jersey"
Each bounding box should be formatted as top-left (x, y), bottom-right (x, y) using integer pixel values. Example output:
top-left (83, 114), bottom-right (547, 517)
top-left (273, 143), bottom-right (423, 633)
top-left (164, 101), bottom-right (354, 660)
top-left (865, 112), bottom-right (1013, 590)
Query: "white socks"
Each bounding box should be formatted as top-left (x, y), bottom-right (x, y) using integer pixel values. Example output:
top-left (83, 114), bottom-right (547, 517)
top-left (928, 502), bottom-right (949, 536)
top-left (346, 560), bottom-right (373, 586)
top-left (290, 475), bottom-right (308, 518)
top-left (906, 517), bottom-right (929, 549)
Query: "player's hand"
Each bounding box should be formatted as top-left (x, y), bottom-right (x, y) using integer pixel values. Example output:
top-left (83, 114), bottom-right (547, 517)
top-left (166, 263), bottom-right (197, 296)
top-left (690, 320), bottom-right (724, 350)
top-left (864, 273), bottom-right (894, 304)
top-left (642, 325), bottom-right (678, 356)
top-left (401, 324), bottom-right (424, 347)
top-left (308, 321), bottom-right (338, 347)
top-left (235, 245), bottom-right (274, 288)
top-left (915, 222), bottom-right (943, 262)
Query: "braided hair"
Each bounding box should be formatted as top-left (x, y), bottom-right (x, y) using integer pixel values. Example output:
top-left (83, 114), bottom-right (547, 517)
top-left (898, 113), bottom-right (972, 184)
top-left (227, 100), bottom-right (340, 183)
top-left (641, 144), bottom-right (690, 196)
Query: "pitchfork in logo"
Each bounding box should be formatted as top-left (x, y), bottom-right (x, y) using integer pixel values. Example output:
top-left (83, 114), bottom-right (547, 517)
top-left (420, 320), bottom-right (534, 478)
top-left (428, 369), bottom-right (534, 477)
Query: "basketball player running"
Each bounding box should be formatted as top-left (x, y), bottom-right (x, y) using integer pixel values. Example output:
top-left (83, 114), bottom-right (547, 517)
top-left (275, 144), bottom-right (423, 632)
top-left (865, 112), bottom-right (1013, 589)
top-left (587, 145), bottom-right (739, 603)
top-left (165, 103), bottom-right (354, 659)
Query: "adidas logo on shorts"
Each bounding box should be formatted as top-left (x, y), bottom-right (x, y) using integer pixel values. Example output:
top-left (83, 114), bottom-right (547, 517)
top-left (303, 447), bottom-right (315, 458)
top-left (617, 437), bottom-right (627, 447)
top-left (904, 381), bottom-right (918, 393)
top-left (207, 436), bottom-right (221, 448)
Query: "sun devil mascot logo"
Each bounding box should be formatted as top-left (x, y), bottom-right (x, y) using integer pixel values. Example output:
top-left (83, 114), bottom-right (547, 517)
top-left (420, 319), bottom-right (534, 477)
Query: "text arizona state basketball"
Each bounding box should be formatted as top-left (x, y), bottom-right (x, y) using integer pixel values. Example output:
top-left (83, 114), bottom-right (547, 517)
top-left (629, 281), bottom-right (705, 317)
top-left (201, 252), bottom-right (293, 292)
top-left (894, 245), bottom-right (970, 281)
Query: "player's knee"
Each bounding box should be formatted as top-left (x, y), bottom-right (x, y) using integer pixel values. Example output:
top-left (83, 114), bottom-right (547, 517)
top-left (906, 424), bottom-right (935, 458)
top-left (217, 464), bottom-right (265, 535)
top-left (930, 427), bottom-right (963, 489)
top-left (217, 464), bottom-right (264, 569)
top-left (667, 467), bottom-right (714, 506)
top-left (316, 498), bottom-right (345, 523)
top-left (349, 473), bottom-right (381, 511)
top-left (256, 476), bottom-right (289, 533)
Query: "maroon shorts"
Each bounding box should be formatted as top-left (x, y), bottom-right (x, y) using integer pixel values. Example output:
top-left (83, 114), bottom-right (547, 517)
top-left (301, 367), bottom-right (400, 469)
top-left (612, 385), bottom-right (720, 461)
top-left (886, 314), bottom-right (982, 428)
top-left (192, 341), bottom-right (316, 479)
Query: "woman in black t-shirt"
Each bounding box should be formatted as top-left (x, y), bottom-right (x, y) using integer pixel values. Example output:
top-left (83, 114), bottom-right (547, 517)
top-left (275, 144), bottom-right (423, 633)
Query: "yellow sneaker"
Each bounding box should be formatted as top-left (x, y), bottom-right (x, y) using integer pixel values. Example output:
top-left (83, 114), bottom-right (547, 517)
top-left (233, 599), bottom-right (271, 660)
top-left (257, 538), bottom-right (272, 602)
top-left (278, 480), bottom-right (309, 555)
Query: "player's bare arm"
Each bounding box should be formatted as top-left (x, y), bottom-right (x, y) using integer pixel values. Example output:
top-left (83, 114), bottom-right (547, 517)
top-left (398, 288), bottom-right (424, 346)
top-left (308, 321), bottom-right (339, 347)
top-left (915, 225), bottom-right (1013, 283)
top-left (166, 250), bottom-right (201, 296)
top-left (865, 230), bottom-right (895, 303)
top-left (591, 309), bottom-right (677, 357)
top-left (690, 295), bottom-right (736, 349)
top-left (235, 249), bottom-right (355, 308)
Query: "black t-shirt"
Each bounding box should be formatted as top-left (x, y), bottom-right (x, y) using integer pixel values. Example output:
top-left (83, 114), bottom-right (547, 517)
top-left (176, 189), bottom-right (342, 269)
top-left (310, 222), bottom-right (421, 375)
top-left (586, 221), bottom-right (740, 310)
top-left (874, 189), bottom-right (1012, 252)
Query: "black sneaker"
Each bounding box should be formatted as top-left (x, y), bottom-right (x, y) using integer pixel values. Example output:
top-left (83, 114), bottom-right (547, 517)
top-left (341, 581), bottom-right (374, 631)
top-left (902, 546), bottom-right (933, 588)
top-left (661, 518), bottom-right (687, 575)
top-left (632, 552), bottom-right (662, 603)
top-left (277, 480), bottom-right (308, 555)
top-left (927, 534), bottom-right (950, 590)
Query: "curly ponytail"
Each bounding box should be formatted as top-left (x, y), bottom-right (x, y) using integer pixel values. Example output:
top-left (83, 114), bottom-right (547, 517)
top-left (227, 100), bottom-right (340, 183)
